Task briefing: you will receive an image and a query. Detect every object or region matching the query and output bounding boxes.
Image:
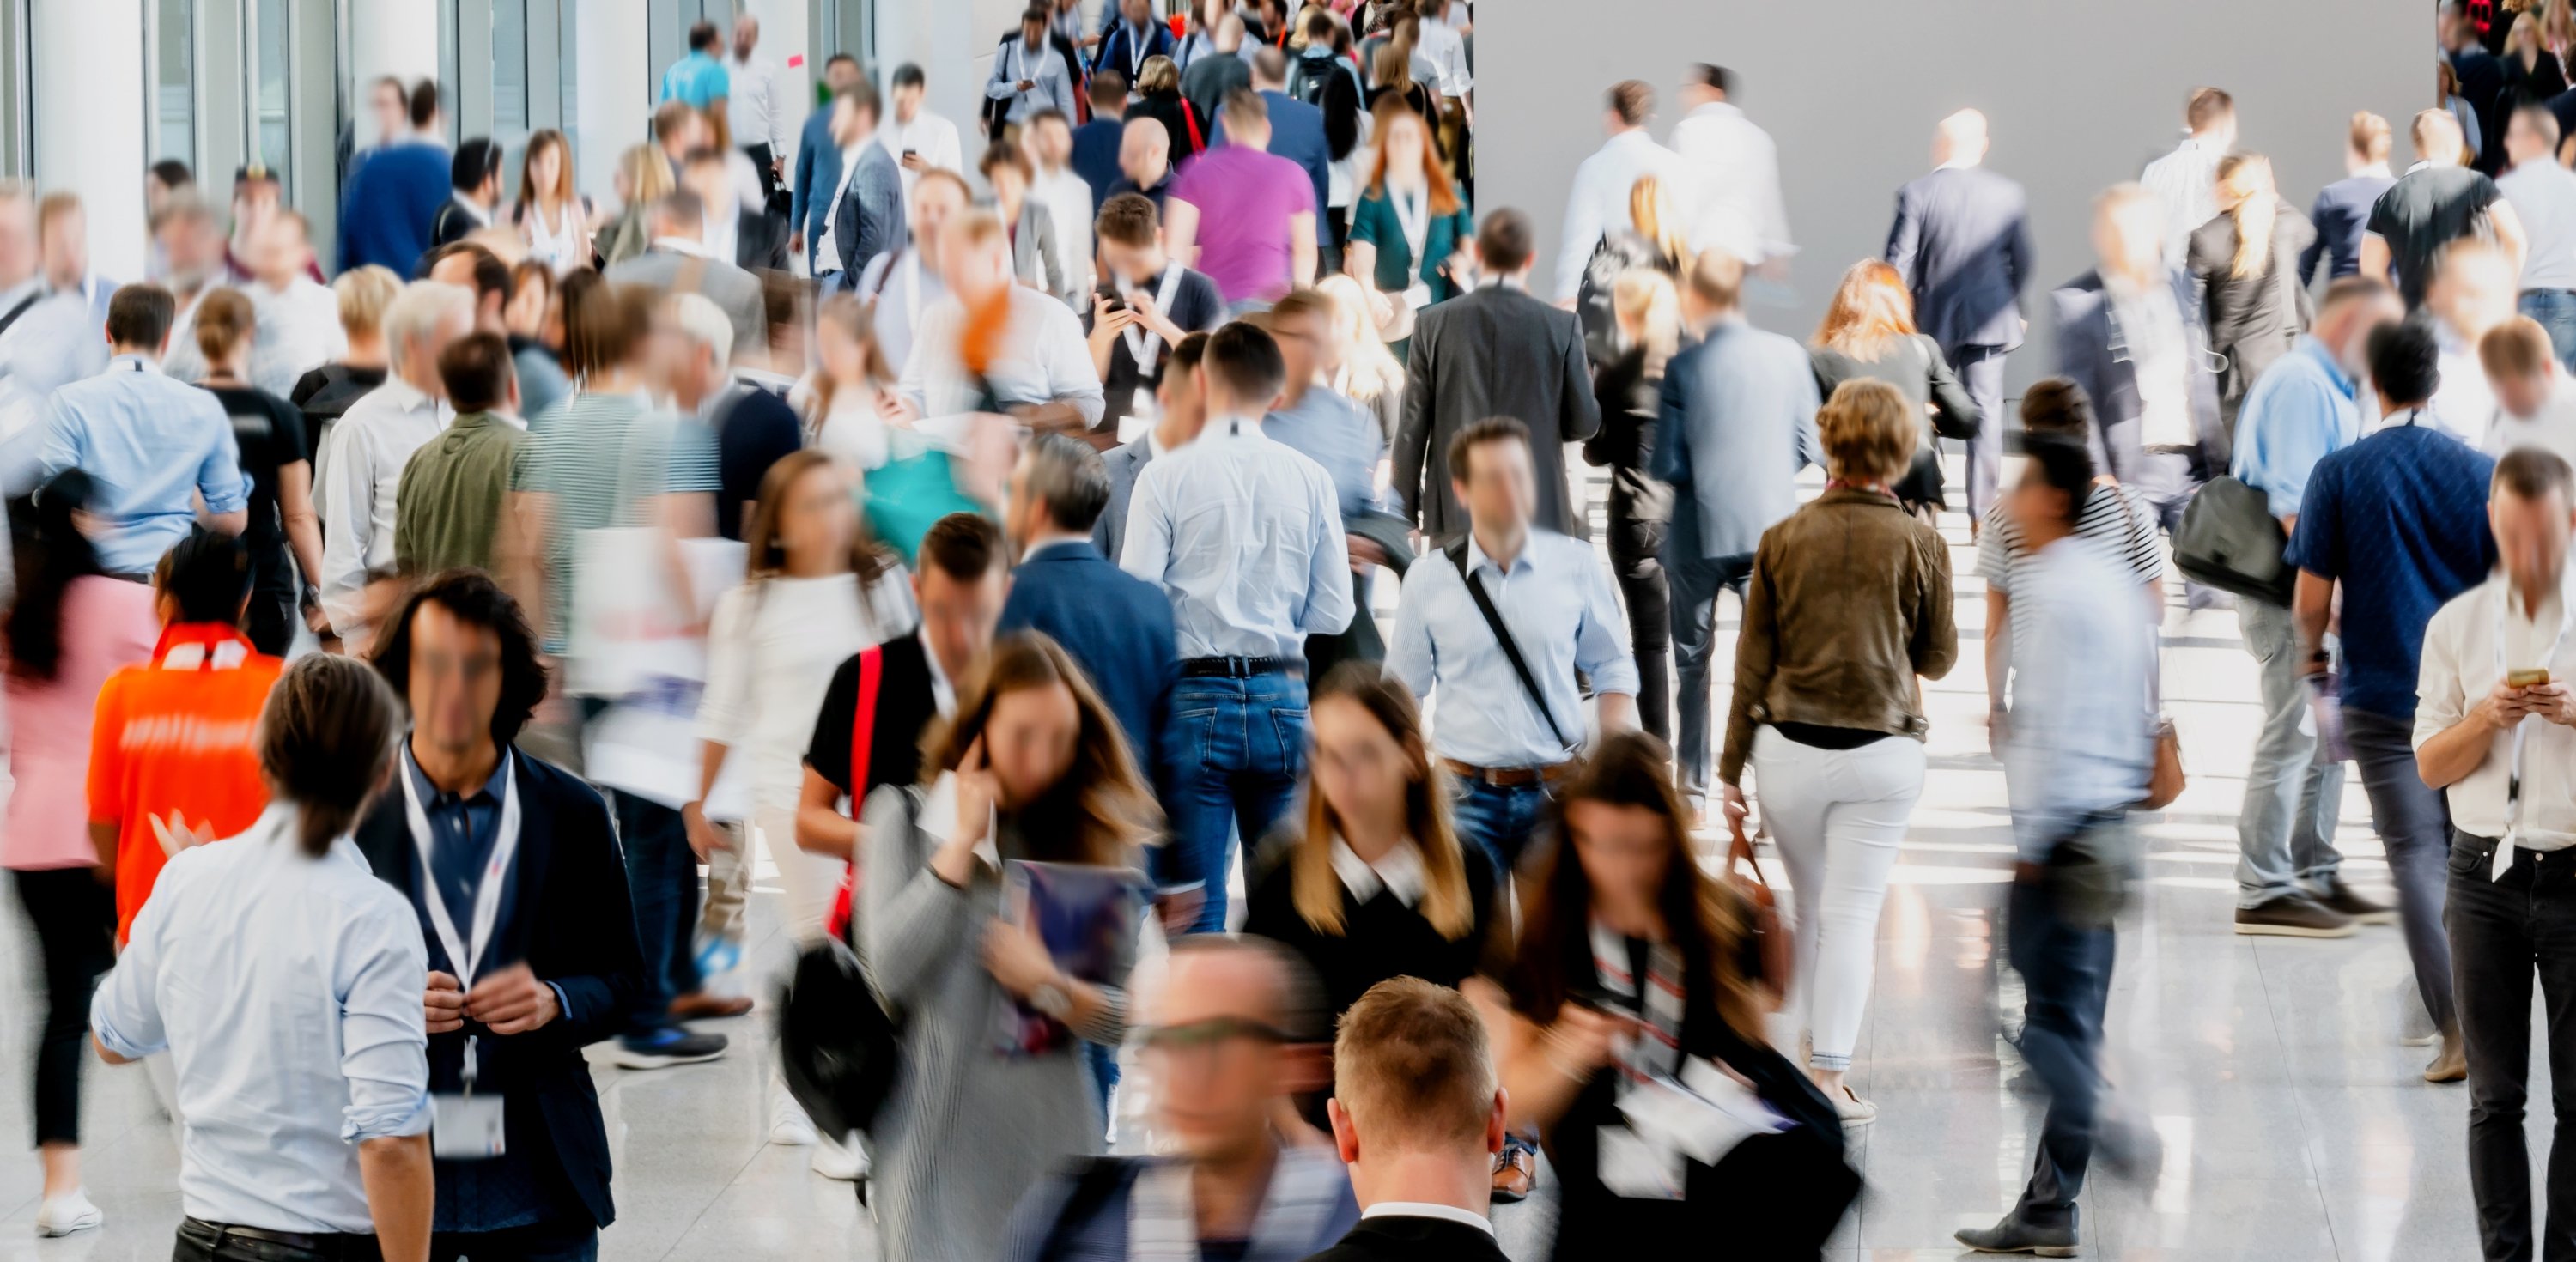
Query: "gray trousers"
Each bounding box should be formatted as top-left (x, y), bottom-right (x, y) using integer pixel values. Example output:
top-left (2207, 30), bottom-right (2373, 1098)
top-left (2234, 597), bottom-right (2345, 907)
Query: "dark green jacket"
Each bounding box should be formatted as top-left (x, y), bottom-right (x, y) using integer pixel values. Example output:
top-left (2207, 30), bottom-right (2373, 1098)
top-left (395, 410), bottom-right (526, 576)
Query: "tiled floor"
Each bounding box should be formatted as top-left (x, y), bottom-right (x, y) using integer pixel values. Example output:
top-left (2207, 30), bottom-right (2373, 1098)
top-left (0, 507), bottom-right (2543, 1260)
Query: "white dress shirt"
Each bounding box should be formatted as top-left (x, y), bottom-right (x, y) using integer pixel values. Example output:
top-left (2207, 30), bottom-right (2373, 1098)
top-left (725, 51), bottom-right (791, 155)
top-left (1553, 130), bottom-right (1680, 301)
top-left (249, 276), bottom-right (348, 399)
top-left (2487, 372), bottom-right (2576, 469)
top-left (880, 110), bottom-right (966, 196)
top-left (1119, 415), bottom-right (1354, 659)
top-left (2433, 317), bottom-right (2502, 447)
top-left (1331, 834), bottom-right (1429, 905)
top-left (1033, 163), bottom-right (1096, 295)
top-left (895, 285), bottom-right (1104, 426)
top-left (2140, 135), bottom-right (2224, 268)
top-left (90, 803), bottom-right (432, 1235)
top-left (2501, 158), bottom-right (2576, 292)
top-left (1670, 100), bottom-right (1793, 266)
top-left (1360, 1203), bottom-right (1495, 1235)
top-left (2418, 569), bottom-right (2576, 849)
top-left (319, 375), bottom-right (451, 634)
top-left (1386, 528), bottom-right (1640, 768)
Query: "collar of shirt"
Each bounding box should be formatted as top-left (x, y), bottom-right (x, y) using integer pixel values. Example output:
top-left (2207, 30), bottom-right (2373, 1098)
top-left (1329, 834), bottom-right (1428, 906)
top-left (1475, 272), bottom-right (1523, 292)
top-left (2293, 335), bottom-right (2357, 398)
top-left (925, 641), bottom-right (957, 716)
top-left (1463, 531), bottom-right (1531, 582)
top-left (453, 196), bottom-right (492, 228)
top-left (401, 741), bottom-right (507, 815)
top-left (1362, 1203), bottom-right (1494, 1236)
top-left (1934, 157), bottom-right (1980, 172)
top-left (108, 352), bottom-right (161, 376)
top-left (375, 373), bottom-right (440, 416)
top-left (1022, 535), bottom-right (1093, 562)
top-left (652, 235), bottom-right (712, 258)
top-left (153, 622), bottom-right (257, 670)
top-left (2503, 565), bottom-right (2576, 625)
top-left (1686, 100), bottom-right (1744, 124)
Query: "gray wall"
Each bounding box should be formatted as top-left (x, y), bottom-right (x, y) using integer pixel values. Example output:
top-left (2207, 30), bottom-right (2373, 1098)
top-left (1481, 0), bottom-right (2427, 397)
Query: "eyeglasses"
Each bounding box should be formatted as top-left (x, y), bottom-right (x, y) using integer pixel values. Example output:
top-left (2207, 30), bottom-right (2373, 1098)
top-left (1136, 1016), bottom-right (1296, 1055)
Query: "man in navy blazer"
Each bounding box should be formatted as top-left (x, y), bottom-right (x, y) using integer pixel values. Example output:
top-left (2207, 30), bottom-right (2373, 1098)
top-left (1884, 109), bottom-right (2034, 523)
top-left (790, 53), bottom-right (864, 271)
top-left (1213, 48), bottom-right (1331, 243)
top-left (1072, 77), bottom-right (1132, 210)
top-left (355, 572), bottom-right (648, 1259)
top-left (1656, 250), bottom-right (1822, 813)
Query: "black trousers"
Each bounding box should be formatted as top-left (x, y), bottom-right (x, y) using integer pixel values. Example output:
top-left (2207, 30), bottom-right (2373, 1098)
top-left (2447, 830), bottom-right (2576, 1262)
top-left (744, 143), bottom-right (784, 215)
top-left (1607, 511), bottom-right (1670, 743)
top-left (2007, 841), bottom-right (2119, 1229)
top-left (13, 867), bottom-right (115, 1147)
top-left (428, 1216), bottom-right (598, 1262)
top-left (173, 1219), bottom-right (381, 1262)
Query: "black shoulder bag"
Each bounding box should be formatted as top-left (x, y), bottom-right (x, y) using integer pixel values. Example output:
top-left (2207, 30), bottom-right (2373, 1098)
top-left (1445, 539), bottom-right (1571, 754)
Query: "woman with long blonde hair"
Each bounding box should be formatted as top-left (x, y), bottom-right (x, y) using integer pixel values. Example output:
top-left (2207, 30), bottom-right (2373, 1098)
top-left (2187, 152), bottom-right (2315, 418)
top-left (1582, 269), bottom-right (1681, 740)
top-left (1808, 258), bottom-right (1982, 520)
top-left (596, 143), bottom-right (676, 267)
top-left (2512, 11), bottom-right (2571, 96)
top-left (1315, 273), bottom-right (1406, 440)
top-left (1573, 173), bottom-right (1689, 364)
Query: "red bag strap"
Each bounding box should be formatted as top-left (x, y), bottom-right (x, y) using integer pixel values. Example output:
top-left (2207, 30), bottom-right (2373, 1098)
top-left (1182, 100), bottom-right (1205, 151)
top-left (848, 646), bottom-right (884, 798)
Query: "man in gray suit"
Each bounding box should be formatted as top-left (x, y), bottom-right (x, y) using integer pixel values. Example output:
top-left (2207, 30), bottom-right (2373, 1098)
top-left (823, 81), bottom-right (907, 288)
top-left (1095, 331), bottom-right (1212, 561)
top-left (603, 189), bottom-right (767, 358)
top-left (1885, 109), bottom-right (2035, 524)
top-left (1656, 248), bottom-right (1822, 812)
top-left (1394, 209), bottom-right (1600, 543)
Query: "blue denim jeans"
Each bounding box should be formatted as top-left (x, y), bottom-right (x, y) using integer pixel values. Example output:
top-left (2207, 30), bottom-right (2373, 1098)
top-left (2523, 288), bottom-right (2576, 373)
top-left (2233, 596), bottom-right (2345, 908)
top-left (1450, 778), bottom-right (1553, 877)
top-left (1166, 672), bottom-right (1310, 932)
top-left (611, 788), bottom-right (698, 1041)
top-left (2008, 834), bottom-right (2121, 1229)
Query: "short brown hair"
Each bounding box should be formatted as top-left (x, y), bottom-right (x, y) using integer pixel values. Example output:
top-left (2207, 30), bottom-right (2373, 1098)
top-left (2020, 377), bottom-right (2095, 439)
top-left (1265, 289), bottom-right (1333, 327)
top-left (2484, 316), bottom-right (2558, 381)
top-left (105, 283), bottom-right (177, 349)
top-left (1090, 70), bottom-right (1128, 107)
top-left (1333, 977), bottom-right (1495, 1150)
top-left (1095, 191), bottom-right (1160, 247)
top-left (1446, 415), bottom-right (1530, 483)
top-left (978, 143), bottom-right (1033, 182)
top-left (2185, 87), bottom-right (2235, 132)
top-left (437, 331), bottom-right (518, 413)
top-left (2415, 107), bottom-right (2465, 158)
top-left (193, 287), bottom-right (254, 363)
top-left (1817, 379), bottom-right (1917, 483)
top-left (1686, 248), bottom-right (1744, 311)
top-left (1607, 80), bottom-right (1653, 127)
top-left (1202, 322), bottom-right (1288, 407)
top-left (918, 513), bottom-right (1006, 584)
top-left (565, 282), bottom-right (658, 379)
top-left (1222, 86), bottom-right (1268, 132)
top-left (2350, 110), bottom-right (2393, 161)
top-left (2497, 445), bottom-right (2576, 504)
top-left (1474, 208), bottom-right (1533, 275)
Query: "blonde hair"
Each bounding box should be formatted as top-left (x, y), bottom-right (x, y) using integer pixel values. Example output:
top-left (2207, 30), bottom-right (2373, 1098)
top-left (333, 265), bottom-right (404, 339)
top-left (617, 143), bottom-right (675, 207)
top-left (1332, 977), bottom-right (1496, 1150)
top-left (2218, 153), bottom-right (2279, 282)
top-left (1288, 663), bottom-right (1473, 940)
top-left (1315, 274), bottom-right (1405, 404)
top-left (2350, 110), bottom-right (2393, 162)
top-left (1627, 174), bottom-right (1688, 272)
top-left (1611, 267), bottom-right (1680, 363)
top-left (1817, 378), bottom-right (1917, 484)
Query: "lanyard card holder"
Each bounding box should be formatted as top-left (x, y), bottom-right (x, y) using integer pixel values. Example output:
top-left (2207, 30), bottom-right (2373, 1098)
top-left (432, 1038), bottom-right (507, 1160)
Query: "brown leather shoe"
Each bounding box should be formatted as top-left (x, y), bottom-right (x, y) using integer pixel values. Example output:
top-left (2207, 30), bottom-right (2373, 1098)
top-left (670, 992), bottom-right (754, 1020)
top-left (2426, 1028), bottom-right (2468, 1083)
top-left (1490, 1144), bottom-right (1535, 1204)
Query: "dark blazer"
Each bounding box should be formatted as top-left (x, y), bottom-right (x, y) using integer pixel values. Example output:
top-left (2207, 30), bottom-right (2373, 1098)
top-left (2051, 266), bottom-right (2227, 479)
top-left (353, 751), bottom-right (645, 1229)
top-left (1303, 1216), bottom-right (1510, 1262)
top-left (998, 539), bottom-right (1177, 785)
top-left (2186, 199), bottom-right (2317, 405)
top-left (730, 207), bottom-right (792, 273)
top-left (1884, 165), bottom-right (2035, 354)
top-left (1396, 285), bottom-right (1601, 540)
top-left (832, 143), bottom-right (909, 281)
top-left (1217, 90), bottom-right (1332, 229)
top-left (1095, 437), bottom-right (1155, 562)
top-left (791, 106), bottom-right (841, 269)
top-left (1092, 20), bottom-right (1175, 82)
top-left (1070, 118), bottom-right (1127, 209)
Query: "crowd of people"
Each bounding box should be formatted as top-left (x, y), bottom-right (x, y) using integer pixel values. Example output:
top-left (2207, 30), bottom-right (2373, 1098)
top-left (2, 1), bottom-right (2575, 1259)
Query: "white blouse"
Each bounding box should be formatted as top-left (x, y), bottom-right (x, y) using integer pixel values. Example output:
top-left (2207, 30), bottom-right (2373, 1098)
top-left (696, 569), bottom-right (919, 812)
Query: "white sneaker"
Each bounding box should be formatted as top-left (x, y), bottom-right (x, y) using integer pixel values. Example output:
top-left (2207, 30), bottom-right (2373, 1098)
top-left (768, 1088), bottom-right (818, 1146)
top-left (34, 1190), bottom-right (101, 1237)
top-left (811, 1131), bottom-right (871, 1180)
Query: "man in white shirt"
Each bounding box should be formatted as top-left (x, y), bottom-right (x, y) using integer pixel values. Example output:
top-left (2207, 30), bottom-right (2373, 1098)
top-left (1552, 81), bottom-right (1678, 304)
top-left (881, 64), bottom-right (965, 197)
top-left (2415, 445), bottom-right (2576, 1262)
top-left (1669, 63), bottom-right (1791, 272)
top-left (2432, 237), bottom-right (2520, 446)
top-left (1413, 0), bottom-right (1473, 106)
top-left (318, 281), bottom-right (472, 640)
top-left (1121, 322), bottom-right (1352, 931)
top-left (1024, 110), bottom-right (1096, 298)
top-left (151, 198), bottom-right (226, 385)
top-left (893, 210), bottom-right (1103, 428)
top-left (245, 209), bottom-right (344, 397)
top-left (2483, 316), bottom-right (2576, 468)
top-left (2139, 87), bottom-right (2237, 268)
top-left (2500, 103), bottom-right (2576, 373)
top-left (725, 14), bottom-right (792, 211)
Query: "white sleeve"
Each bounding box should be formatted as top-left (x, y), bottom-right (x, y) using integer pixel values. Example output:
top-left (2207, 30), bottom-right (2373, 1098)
top-left (319, 416), bottom-right (377, 635)
top-left (694, 584), bottom-right (759, 747)
top-left (1554, 158), bottom-right (1602, 302)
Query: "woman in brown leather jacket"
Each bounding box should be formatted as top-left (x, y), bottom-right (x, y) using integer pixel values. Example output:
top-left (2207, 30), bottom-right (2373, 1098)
top-left (1719, 379), bottom-right (1958, 1127)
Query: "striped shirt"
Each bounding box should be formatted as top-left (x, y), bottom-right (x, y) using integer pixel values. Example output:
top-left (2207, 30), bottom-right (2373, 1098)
top-left (1977, 484), bottom-right (2163, 599)
top-left (517, 391), bottom-right (721, 650)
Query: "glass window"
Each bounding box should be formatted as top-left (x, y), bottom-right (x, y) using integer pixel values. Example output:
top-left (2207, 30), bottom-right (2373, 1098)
top-left (437, 0), bottom-right (459, 147)
top-left (559, 0), bottom-right (577, 137)
top-left (255, 0), bottom-right (292, 185)
top-left (156, 0), bottom-right (194, 169)
top-left (494, 0), bottom-right (529, 191)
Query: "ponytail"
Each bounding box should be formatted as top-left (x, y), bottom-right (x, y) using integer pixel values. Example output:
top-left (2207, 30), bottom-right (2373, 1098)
top-left (256, 654), bottom-right (404, 857)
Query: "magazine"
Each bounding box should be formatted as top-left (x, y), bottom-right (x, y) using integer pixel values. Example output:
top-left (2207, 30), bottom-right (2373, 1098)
top-left (991, 859), bottom-right (1145, 1057)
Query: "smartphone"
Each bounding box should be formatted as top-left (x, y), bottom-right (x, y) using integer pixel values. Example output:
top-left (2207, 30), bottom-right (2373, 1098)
top-left (1101, 295), bottom-right (1129, 313)
top-left (903, 149), bottom-right (918, 159)
top-left (2511, 668), bottom-right (2554, 688)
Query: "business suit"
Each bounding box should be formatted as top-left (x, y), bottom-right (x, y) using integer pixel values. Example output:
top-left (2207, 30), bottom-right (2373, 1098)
top-left (2185, 202), bottom-right (2316, 424)
top-left (2050, 266), bottom-right (2227, 482)
top-left (1884, 163), bottom-right (2035, 519)
top-left (352, 750), bottom-right (646, 1241)
top-left (829, 142), bottom-right (909, 284)
top-left (1070, 118), bottom-right (1126, 209)
top-left (1094, 436), bottom-right (1155, 561)
top-left (603, 246), bottom-right (767, 368)
top-left (1092, 20), bottom-right (1174, 86)
top-left (790, 107), bottom-right (841, 272)
top-left (1655, 318), bottom-right (1822, 805)
top-left (1394, 282), bottom-right (1600, 541)
top-left (1303, 1215), bottom-right (1510, 1262)
top-left (998, 537), bottom-right (1177, 789)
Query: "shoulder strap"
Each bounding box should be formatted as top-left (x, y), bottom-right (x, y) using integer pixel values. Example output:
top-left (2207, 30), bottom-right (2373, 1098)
top-left (848, 646), bottom-right (885, 797)
top-left (1444, 539), bottom-right (1571, 752)
top-left (0, 288), bottom-right (43, 339)
top-left (1182, 100), bottom-right (1205, 151)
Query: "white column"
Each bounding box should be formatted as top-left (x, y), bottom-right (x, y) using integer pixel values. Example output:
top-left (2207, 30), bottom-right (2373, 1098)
top-left (32, 0), bottom-right (145, 282)
top-left (347, 0), bottom-right (440, 144)
top-left (749, 0), bottom-right (810, 165)
top-left (874, 0), bottom-right (989, 167)
top-left (575, 0), bottom-right (652, 207)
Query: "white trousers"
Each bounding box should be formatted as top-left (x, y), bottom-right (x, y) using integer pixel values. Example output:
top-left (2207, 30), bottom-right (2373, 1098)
top-left (758, 804), bottom-right (845, 949)
top-left (1752, 726), bottom-right (1926, 1073)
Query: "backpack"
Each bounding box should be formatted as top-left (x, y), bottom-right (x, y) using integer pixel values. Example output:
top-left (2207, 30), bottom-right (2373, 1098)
top-left (1285, 52), bottom-right (1336, 108)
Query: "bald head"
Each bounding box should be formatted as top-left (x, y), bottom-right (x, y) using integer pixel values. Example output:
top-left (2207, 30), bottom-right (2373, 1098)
top-left (1935, 109), bottom-right (1990, 167)
top-left (1121, 116), bottom-right (1172, 185)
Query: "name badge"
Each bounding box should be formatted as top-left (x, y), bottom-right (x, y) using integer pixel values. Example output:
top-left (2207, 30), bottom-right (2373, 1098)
top-left (432, 1093), bottom-right (507, 1161)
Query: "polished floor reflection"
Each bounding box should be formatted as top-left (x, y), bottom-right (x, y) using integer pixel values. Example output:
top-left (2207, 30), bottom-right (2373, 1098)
top-left (0, 511), bottom-right (2532, 1261)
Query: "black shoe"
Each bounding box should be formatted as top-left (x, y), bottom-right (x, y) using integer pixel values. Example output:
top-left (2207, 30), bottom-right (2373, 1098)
top-left (2314, 877), bottom-right (2397, 925)
top-left (1956, 1214), bottom-right (2079, 1256)
top-left (2233, 895), bottom-right (2356, 938)
top-left (612, 1028), bottom-right (728, 1069)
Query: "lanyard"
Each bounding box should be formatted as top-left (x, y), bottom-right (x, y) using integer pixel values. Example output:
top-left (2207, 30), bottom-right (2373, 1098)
top-left (1120, 265), bottom-right (1188, 376)
top-left (400, 751), bottom-right (524, 1086)
top-left (1391, 185), bottom-right (1431, 270)
top-left (2492, 580), bottom-right (2576, 879)
top-left (1127, 23), bottom-right (1151, 78)
top-left (1588, 919), bottom-right (1684, 1082)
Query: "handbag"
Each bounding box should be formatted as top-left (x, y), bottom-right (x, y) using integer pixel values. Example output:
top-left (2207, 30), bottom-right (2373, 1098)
top-left (1724, 813), bottom-right (1792, 1011)
top-left (2172, 475), bottom-right (2294, 606)
top-left (1923, 336), bottom-right (1980, 440)
top-left (783, 652), bottom-right (903, 1141)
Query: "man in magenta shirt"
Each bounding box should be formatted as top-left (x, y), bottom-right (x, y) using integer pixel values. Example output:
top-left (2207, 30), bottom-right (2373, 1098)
top-left (1166, 88), bottom-right (1317, 311)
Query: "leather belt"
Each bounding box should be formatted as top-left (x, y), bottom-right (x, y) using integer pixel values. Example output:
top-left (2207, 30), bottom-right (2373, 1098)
top-left (2143, 443), bottom-right (2199, 456)
top-left (1181, 655), bottom-right (1298, 678)
top-left (179, 1218), bottom-right (380, 1261)
top-left (1443, 757), bottom-right (1575, 788)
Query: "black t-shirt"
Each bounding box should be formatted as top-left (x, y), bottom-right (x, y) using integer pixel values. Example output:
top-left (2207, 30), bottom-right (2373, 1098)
top-left (712, 385), bottom-right (805, 541)
top-left (1082, 265), bottom-right (1224, 434)
top-left (2366, 166), bottom-right (2502, 306)
top-left (804, 634), bottom-right (940, 803)
top-left (204, 383), bottom-right (311, 567)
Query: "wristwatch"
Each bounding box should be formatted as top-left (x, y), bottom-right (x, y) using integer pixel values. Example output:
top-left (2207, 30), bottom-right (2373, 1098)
top-left (1030, 978), bottom-right (1073, 1021)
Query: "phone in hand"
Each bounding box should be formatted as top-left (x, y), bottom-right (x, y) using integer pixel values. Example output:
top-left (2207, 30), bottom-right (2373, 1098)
top-left (2512, 668), bottom-right (2554, 689)
top-left (903, 149), bottom-right (919, 160)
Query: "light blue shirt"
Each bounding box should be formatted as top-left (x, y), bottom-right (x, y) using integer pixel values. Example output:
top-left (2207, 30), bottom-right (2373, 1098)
top-left (2230, 336), bottom-right (2360, 519)
top-left (1266, 385), bottom-right (1384, 521)
top-left (659, 50), bottom-right (731, 108)
top-left (1387, 528), bottom-right (1641, 768)
top-left (984, 37), bottom-right (1078, 124)
top-left (91, 804), bottom-right (434, 1235)
top-left (1120, 416), bottom-right (1354, 659)
top-left (38, 354), bottom-right (251, 575)
top-left (0, 276), bottom-right (114, 402)
top-left (2003, 534), bottom-right (2154, 862)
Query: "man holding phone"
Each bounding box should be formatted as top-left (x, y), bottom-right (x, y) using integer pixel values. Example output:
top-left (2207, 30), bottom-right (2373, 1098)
top-left (2289, 318), bottom-right (2497, 1083)
top-left (2415, 445), bottom-right (2576, 1262)
top-left (1084, 193), bottom-right (1222, 437)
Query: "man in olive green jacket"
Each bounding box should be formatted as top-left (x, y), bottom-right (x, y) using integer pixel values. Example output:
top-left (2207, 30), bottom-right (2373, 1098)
top-left (395, 331), bottom-right (527, 575)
